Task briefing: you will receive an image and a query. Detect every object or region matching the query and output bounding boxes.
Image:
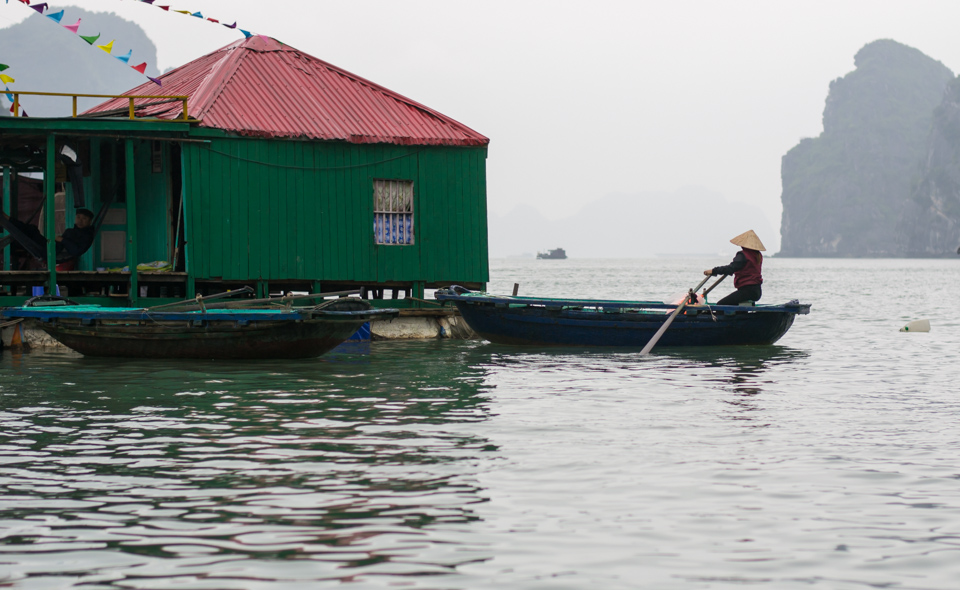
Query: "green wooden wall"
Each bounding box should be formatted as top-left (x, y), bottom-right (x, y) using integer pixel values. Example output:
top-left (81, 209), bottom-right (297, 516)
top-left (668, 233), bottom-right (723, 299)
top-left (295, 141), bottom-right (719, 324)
top-left (181, 133), bottom-right (488, 285)
top-left (134, 141), bottom-right (171, 265)
top-left (74, 138), bottom-right (171, 270)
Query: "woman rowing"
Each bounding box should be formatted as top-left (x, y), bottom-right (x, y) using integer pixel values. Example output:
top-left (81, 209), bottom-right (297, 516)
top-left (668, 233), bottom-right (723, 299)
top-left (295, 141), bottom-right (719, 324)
top-left (703, 230), bottom-right (765, 306)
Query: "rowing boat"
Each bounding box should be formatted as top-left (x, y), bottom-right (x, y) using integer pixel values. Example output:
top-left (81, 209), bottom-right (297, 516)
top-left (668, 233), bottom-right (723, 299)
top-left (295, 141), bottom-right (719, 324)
top-left (435, 288), bottom-right (810, 348)
top-left (0, 297), bottom-right (398, 359)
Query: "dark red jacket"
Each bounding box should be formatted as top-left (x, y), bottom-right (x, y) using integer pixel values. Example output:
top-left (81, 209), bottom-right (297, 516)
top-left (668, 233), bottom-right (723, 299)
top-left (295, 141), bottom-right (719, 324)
top-left (712, 248), bottom-right (763, 288)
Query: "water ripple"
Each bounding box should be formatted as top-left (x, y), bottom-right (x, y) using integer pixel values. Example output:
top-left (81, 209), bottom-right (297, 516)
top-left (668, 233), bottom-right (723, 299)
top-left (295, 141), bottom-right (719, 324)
top-left (1, 260), bottom-right (960, 588)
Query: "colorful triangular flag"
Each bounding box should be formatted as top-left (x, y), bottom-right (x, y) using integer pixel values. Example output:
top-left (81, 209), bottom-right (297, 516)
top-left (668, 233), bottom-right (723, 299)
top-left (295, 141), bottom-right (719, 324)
top-left (0, 64), bottom-right (8, 72)
top-left (0, 74), bottom-right (15, 85)
top-left (46, 8), bottom-right (63, 22)
top-left (28, 2), bottom-right (46, 13)
top-left (223, 22), bottom-right (237, 29)
top-left (173, 9), bottom-right (189, 14)
top-left (240, 29), bottom-right (252, 38)
top-left (131, 62), bottom-right (147, 74)
top-left (97, 40), bottom-right (114, 54)
top-left (63, 18), bottom-right (81, 34)
top-left (147, 76), bottom-right (162, 86)
top-left (4, 88), bottom-right (13, 102)
top-left (80, 33), bottom-right (100, 45)
top-left (190, 11), bottom-right (203, 18)
top-left (115, 50), bottom-right (132, 64)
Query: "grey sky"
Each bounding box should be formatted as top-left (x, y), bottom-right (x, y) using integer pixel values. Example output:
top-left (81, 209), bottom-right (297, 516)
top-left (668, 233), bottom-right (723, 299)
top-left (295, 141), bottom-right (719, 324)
top-left (3, 1), bottom-right (960, 253)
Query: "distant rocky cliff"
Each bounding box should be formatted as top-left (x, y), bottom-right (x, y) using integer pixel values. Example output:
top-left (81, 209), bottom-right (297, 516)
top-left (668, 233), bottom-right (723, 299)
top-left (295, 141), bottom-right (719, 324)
top-left (897, 77), bottom-right (960, 255)
top-left (0, 10), bottom-right (159, 117)
top-left (779, 40), bottom-right (955, 257)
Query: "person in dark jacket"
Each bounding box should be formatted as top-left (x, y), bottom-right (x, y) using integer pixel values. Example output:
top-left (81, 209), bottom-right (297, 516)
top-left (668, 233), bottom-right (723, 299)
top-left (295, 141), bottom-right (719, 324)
top-left (703, 230), bottom-right (765, 306)
top-left (56, 208), bottom-right (96, 261)
top-left (3, 207), bottom-right (95, 266)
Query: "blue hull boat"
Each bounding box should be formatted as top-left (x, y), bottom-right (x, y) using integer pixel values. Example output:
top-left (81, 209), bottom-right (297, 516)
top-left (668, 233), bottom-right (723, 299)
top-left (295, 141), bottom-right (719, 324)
top-left (435, 289), bottom-right (810, 348)
top-left (1, 297), bottom-right (398, 359)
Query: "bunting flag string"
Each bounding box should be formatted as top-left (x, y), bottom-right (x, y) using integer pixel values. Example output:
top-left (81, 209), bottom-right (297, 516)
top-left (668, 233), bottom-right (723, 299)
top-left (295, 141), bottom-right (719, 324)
top-left (8, 1), bottom-right (162, 85)
top-left (125, 0), bottom-right (255, 38)
top-left (0, 58), bottom-right (15, 109)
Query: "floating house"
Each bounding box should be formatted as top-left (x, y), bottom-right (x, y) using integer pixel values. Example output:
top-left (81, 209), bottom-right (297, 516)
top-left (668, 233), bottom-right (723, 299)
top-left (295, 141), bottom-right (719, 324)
top-left (0, 36), bottom-right (489, 307)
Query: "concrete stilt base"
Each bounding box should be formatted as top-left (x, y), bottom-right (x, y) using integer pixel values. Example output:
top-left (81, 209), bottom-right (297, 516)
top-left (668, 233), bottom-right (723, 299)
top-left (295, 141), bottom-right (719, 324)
top-left (1, 321), bottom-right (65, 350)
top-left (371, 315), bottom-right (476, 340)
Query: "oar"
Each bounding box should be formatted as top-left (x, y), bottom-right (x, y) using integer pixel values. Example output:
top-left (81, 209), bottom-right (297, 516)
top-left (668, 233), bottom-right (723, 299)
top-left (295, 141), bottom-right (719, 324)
top-left (144, 285), bottom-right (255, 311)
top-left (702, 274), bottom-right (728, 300)
top-left (639, 275), bottom-right (712, 355)
top-left (159, 290), bottom-right (361, 312)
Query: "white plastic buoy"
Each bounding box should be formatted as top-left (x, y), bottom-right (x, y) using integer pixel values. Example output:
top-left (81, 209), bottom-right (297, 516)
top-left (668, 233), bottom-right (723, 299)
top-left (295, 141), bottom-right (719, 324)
top-left (900, 319), bottom-right (931, 332)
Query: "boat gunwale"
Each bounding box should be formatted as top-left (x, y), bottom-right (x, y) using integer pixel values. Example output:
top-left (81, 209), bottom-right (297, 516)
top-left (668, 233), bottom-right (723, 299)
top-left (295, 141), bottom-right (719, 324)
top-left (435, 293), bottom-right (811, 314)
top-left (0, 306), bottom-right (400, 322)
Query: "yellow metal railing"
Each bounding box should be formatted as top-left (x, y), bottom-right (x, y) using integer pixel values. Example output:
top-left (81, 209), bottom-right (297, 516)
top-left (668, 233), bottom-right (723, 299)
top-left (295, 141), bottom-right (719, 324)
top-left (7, 91), bottom-right (190, 121)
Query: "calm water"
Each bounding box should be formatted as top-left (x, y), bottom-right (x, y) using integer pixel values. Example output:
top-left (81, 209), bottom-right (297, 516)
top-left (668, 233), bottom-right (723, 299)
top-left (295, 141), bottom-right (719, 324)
top-left (2, 258), bottom-right (960, 589)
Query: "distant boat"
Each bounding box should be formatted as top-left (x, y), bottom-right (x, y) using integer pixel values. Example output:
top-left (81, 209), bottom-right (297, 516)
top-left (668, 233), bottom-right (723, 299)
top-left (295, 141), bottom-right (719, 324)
top-left (537, 248), bottom-right (567, 259)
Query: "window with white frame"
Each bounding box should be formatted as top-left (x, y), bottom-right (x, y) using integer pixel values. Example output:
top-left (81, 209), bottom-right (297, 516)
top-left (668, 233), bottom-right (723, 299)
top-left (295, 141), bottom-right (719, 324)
top-left (373, 179), bottom-right (414, 245)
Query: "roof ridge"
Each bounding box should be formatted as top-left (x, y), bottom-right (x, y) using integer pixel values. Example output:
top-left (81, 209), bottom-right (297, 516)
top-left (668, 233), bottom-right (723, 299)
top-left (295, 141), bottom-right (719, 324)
top-left (191, 43), bottom-right (249, 122)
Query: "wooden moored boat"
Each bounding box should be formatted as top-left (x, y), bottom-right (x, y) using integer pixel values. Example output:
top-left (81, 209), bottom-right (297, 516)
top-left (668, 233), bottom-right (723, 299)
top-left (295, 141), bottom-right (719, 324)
top-left (435, 288), bottom-right (810, 348)
top-left (1, 297), bottom-right (398, 359)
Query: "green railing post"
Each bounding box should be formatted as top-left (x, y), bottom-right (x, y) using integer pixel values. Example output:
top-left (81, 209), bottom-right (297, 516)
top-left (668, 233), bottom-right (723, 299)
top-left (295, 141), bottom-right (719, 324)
top-left (125, 139), bottom-right (139, 304)
top-left (45, 134), bottom-right (56, 294)
top-left (2, 166), bottom-right (10, 274)
top-left (180, 146), bottom-right (194, 298)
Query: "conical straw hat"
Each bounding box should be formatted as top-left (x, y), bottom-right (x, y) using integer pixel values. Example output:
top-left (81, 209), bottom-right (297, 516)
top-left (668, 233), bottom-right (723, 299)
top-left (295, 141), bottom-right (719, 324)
top-left (730, 230), bottom-right (766, 251)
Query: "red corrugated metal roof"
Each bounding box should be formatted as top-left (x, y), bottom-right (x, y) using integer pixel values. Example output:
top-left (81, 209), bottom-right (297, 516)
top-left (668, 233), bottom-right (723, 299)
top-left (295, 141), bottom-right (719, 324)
top-left (84, 36), bottom-right (489, 147)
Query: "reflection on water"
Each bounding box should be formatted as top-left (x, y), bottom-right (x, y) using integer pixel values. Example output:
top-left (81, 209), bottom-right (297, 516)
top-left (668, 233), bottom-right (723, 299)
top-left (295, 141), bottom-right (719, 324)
top-left (0, 343), bottom-right (495, 587)
top-left (3, 258), bottom-right (960, 588)
top-left (665, 346), bottom-right (810, 425)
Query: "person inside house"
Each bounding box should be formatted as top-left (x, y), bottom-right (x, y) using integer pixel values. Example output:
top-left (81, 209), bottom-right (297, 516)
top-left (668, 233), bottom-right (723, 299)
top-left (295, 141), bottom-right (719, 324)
top-left (2, 207), bottom-right (96, 269)
top-left (703, 229), bottom-right (765, 306)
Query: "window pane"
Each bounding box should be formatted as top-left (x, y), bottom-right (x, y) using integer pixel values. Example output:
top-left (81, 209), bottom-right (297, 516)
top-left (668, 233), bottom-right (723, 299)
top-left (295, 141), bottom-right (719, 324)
top-left (373, 180), bottom-right (414, 245)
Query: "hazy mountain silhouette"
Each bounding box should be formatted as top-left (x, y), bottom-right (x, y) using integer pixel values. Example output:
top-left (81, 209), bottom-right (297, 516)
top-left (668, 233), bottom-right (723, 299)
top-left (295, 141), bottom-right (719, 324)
top-left (779, 40), bottom-right (954, 257)
top-left (0, 9), bottom-right (160, 117)
top-left (489, 187), bottom-right (776, 258)
top-left (898, 75), bottom-right (960, 255)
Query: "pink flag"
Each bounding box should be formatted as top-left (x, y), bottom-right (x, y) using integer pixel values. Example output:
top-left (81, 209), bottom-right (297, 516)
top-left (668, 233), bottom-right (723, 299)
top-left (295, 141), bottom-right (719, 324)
top-left (63, 18), bottom-right (81, 34)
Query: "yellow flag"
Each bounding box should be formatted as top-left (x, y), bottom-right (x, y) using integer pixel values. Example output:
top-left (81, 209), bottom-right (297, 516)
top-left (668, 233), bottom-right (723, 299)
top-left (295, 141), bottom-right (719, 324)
top-left (0, 74), bottom-right (13, 85)
top-left (97, 40), bottom-right (114, 54)
top-left (174, 10), bottom-right (191, 14)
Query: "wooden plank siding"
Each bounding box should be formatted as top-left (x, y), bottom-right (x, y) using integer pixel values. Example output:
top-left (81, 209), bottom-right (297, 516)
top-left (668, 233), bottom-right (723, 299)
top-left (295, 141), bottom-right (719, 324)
top-left (180, 134), bottom-right (488, 286)
top-left (133, 140), bottom-right (171, 264)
